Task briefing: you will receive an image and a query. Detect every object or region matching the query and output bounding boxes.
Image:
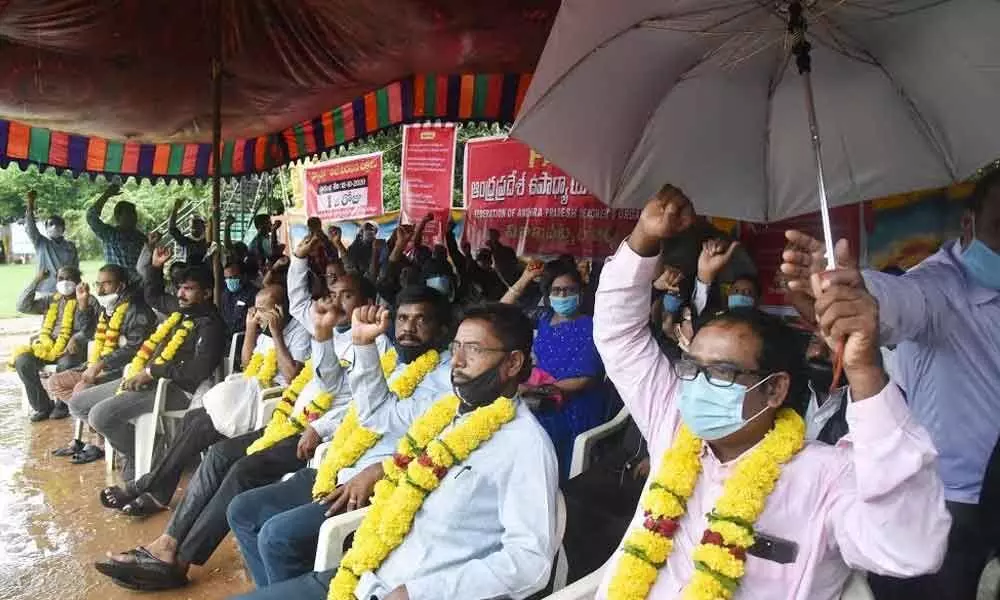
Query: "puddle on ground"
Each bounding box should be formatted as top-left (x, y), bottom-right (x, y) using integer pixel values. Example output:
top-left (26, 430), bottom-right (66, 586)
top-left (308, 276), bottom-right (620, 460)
top-left (0, 372), bottom-right (252, 600)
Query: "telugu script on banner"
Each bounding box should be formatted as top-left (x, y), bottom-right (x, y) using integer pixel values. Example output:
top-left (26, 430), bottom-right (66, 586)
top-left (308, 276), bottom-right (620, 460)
top-left (302, 152), bottom-right (384, 222)
top-left (463, 137), bottom-right (638, 257)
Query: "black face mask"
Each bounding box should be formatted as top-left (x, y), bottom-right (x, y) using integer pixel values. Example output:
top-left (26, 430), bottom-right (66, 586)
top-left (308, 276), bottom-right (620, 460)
top-left (335, 323), bottom-right (351, 334)
top-left (394, 339), bottom-right (431, 364)
top-left (806, 358), bottom-right (844, 393)
top-left (452, 361), bottom-right (507, 413)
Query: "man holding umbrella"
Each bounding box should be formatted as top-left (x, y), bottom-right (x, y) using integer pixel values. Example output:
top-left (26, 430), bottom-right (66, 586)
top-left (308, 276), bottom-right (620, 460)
top-left (781, 169), bottom-right (1000, 599)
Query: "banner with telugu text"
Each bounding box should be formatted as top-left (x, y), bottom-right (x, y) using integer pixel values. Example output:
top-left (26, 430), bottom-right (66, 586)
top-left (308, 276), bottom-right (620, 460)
top-left (400, 124), bottom-right (457, 246)
top-left (302, 152), bottom-right (383, 221)
top-left (463, 136), bottom-right (639, 258)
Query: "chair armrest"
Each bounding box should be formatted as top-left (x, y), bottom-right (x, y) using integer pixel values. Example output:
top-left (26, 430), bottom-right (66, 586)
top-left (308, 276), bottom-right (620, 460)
top-left (568, 406), bottom-right (631, 479)
top-left (314, 506), bottom-right (371, 572)
top-left (310, 441), bottom-right (330, 469)
top-left (542, 566), bottom-right (604, 599)
top-left (255, 396), bottom-right (281, 431)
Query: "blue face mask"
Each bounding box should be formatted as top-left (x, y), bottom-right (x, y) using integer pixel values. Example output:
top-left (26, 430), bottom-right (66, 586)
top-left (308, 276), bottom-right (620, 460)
top-left (960, 239), bottom-right (1000, 290)
top-left (425, 276), bottom-right (451, 296)
top-left (225, 277), bottom-right (242, 293)
top-left (677, 372), bottom-right (773, 441)
top-left (550, 294), bottom-right (580, 316)
top-left (662, 293), bottom-right (683, 314)
top-left (728, 294), bottom-right (755, 309)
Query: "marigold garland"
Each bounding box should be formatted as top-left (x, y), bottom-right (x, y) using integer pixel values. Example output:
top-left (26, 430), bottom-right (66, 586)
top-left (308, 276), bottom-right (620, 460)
top-left (607, 408), bottom-right (805, 600)
top-left (11, 295), bottom-right (78, 364)
top-left (327, 393), bottom-right (516, 600)
top-left (243, 348), bottom-right (279, 388)
top-left (311, 348), bottom-right (442, 499)
top-left (117, 312), bottom-right (193, 392)
top-left (89, 302), bottom-right (130, 365)
top-left (246, 360), bottom-right (332, 454)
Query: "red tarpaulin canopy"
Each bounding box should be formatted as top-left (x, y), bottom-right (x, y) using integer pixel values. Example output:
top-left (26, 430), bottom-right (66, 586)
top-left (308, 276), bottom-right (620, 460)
top-left (0, 0), bottom-right (556, 179)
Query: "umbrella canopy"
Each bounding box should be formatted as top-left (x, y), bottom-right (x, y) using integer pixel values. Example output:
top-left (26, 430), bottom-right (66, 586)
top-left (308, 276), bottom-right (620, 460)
top-left (511, 0), bottom-right (1000, 222)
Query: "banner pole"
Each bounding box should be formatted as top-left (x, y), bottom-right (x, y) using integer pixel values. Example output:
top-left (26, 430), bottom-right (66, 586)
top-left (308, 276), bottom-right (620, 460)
top-left (210, 0), bottom-right (224, 306)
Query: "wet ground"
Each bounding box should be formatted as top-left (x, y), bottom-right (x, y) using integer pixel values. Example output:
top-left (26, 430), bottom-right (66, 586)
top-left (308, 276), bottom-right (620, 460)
top-left (0, 319), bottom-right (252, 600)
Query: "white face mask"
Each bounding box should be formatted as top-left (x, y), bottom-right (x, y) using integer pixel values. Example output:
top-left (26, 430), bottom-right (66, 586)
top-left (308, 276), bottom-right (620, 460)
top-left (56, 280), bottom-right (76, 296)
top-left (96, 292), bottom-right (120, 312)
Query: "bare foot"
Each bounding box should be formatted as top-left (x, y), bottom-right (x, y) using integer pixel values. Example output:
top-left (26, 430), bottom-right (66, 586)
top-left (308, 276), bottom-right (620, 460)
top-left (106, 535), bottom-right (177, 564)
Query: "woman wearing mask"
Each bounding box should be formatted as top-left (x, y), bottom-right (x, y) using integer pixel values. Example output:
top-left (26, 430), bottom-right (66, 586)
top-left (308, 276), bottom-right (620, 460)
top-left (502, 259), bottom-right (607, 478)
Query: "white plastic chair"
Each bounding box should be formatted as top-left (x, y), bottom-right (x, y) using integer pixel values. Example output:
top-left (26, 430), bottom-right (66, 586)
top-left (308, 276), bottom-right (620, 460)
top-left (106, 378), bottom-right (194, 481)
top-left (224, 333), bottom-right (244, 378)
top-left (568, 406), bottom-right (631, 479)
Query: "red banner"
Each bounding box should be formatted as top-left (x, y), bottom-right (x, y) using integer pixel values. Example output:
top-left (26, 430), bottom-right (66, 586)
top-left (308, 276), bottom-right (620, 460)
top-left (302, 152), bottom-right (383, 221)
top-left (400, 124), bottom-right (457, 245)
top-left (741, 204), bottom-right (870, 306)
top-left (463, 137), bottom-right (638, 258)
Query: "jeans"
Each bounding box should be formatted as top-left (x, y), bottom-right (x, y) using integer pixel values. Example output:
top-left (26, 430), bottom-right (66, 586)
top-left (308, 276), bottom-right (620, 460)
top-left (132, 407), bottom-right (224, 505)
top-left (870, 500), bottom-right (993, 600)
top-left (232, 569), bottom-right (334, 600)
top-left (227, 468), bottom-right (326, 587)
top-left (164, 430), bottom-right (304, 566)
top-left (15, 351), bottom-right (80, 413)
top-left (71, 379), bottom-right (191, 465)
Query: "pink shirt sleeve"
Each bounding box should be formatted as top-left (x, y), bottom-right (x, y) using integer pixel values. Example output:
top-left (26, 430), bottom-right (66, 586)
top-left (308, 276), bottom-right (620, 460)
top-left (827, 381), bottom-right (951, 576)
top-left (593, 241), bottom-right (681, 445)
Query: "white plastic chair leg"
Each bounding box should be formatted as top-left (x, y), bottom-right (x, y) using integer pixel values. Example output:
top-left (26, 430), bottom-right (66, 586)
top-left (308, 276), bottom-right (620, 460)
top-left (132, 412), bottom-right (157, 480)
top-left (73, 418), bottom-right (85, 440)
top-left (19, 380), bottom-right (32, 415)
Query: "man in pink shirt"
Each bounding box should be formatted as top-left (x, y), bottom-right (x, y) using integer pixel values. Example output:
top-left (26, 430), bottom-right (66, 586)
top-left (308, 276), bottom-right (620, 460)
top-left (592, 186), bottom-right (950, 600)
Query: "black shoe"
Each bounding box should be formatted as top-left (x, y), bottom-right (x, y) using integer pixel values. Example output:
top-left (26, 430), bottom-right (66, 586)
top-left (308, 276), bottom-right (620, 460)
top-left (52, 439), bottom-right (85, 457)
top-left (70, 444), bottom-right (105, 464)
top-left (29, 411), bottom-right (50, 422)
top-left (49, 402), bottom-right (70, 420)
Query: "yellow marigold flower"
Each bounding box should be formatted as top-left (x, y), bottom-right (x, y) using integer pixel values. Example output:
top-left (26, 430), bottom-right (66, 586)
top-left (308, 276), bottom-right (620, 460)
top-left (693, 543), bottom-right (745, 580)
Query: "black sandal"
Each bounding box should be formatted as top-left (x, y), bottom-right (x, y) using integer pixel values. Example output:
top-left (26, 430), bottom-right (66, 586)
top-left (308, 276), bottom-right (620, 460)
top-left (70, 444), bottom-right (105, 464)
top-left (121, 493), bottom-right (166, 517)
top-left (52, 439), bottom-right (84, 457)
top-left (100, 485), bottom-right (136, 509)
top-left (94, 547), bottom-right (188, 591)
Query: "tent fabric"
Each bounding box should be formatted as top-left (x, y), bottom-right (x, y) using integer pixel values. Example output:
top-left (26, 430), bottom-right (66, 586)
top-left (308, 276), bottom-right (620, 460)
top-left (0, 0), bottom-right (554, 179)
top-left (0, 73), bottom-right (533, 180)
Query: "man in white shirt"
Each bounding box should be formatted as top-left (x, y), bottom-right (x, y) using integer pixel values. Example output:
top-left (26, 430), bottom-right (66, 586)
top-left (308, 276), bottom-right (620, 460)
top-left (227, 285), bottom-right (455, 587)
top-left (235, 303), bottom-right (561, 600)
top-left (94, 256), bottom-right (376, 591)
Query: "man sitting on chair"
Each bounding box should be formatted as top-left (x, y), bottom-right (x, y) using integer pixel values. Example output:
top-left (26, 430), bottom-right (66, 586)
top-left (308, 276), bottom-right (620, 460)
top-left (589, 189), bottom-right (950, 600)
top-left (236, 303), bottom-right (560, 600)
top-left (97, 283), bottom-right (310, 516)
top-left (227, 284), bottom-right (455, 587)
top-left (49, 263), bottom-right (157, 464)
top-left (67, 247), bottom-right (225, 481)
top-left (93, 238), bottom-right (384, 592)
top-left (13, 265), bottom-right (98, 421)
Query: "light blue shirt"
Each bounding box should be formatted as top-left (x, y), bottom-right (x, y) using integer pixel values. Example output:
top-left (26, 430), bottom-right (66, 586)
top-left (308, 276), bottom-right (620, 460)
top-left (864, 240), bottom-right (1000, 503)
top-left (350, 343), bottom-right (560, 600)
top-left (337, 348), bottom-right (454, 484)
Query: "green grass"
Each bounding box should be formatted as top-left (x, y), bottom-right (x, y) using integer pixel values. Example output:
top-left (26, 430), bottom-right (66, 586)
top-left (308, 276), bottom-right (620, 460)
top-left (0, 260), bottom-right (104, 319)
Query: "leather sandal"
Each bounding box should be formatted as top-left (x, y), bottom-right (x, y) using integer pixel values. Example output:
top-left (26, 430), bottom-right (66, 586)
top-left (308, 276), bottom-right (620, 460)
top-left (70, 444), bottom-right (105, 464)
top-left (121, 493), bottom-right (166, 518)
top-left (94, 547), bottom-right (188, 591)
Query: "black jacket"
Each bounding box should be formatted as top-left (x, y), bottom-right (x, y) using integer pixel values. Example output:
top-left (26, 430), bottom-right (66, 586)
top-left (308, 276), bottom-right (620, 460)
top-left (143, 266), bottom-right (226, 393)
top-left (96, 288), bottom-right (158, 378)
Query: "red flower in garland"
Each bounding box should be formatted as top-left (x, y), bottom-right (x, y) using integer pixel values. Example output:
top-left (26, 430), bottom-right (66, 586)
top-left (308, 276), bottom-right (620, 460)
top-left (700, 529), bottom-right (747, 560)
top-left (393, 453), bottom-right (412, 468)
top-left (643, 512), bottom-right (679, 537)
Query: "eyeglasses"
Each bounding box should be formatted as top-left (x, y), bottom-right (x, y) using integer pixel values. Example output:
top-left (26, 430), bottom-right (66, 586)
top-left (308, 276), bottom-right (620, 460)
top-left (672, 355), bottom-right (766, 388)
top-left (449, 341), bottom-right (507, 359)
top-left (549, 286), bottom-right (580, 297)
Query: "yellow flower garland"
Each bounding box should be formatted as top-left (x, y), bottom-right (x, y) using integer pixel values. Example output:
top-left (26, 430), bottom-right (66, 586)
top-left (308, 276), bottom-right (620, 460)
top-left (117, 312), bottom-right (193, 392)
top-left (246, 359), bottom-right (335, 454)
top-left (608, 408), bottom-right (805, 600)
top-left (89, 302), bottom-right (130, 365)
top-left (311, 348), bottom-right (442, 499)
top-left (243, 348), bottom-right (279, 388)
top-left (328, 394), bottom-right (517, 600)
top-left (11, 295), bottom-right (78, 364)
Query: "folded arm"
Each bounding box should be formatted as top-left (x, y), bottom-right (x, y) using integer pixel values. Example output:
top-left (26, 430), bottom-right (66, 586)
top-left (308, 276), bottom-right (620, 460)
top-left (828, 382), bottom-right (951, 576)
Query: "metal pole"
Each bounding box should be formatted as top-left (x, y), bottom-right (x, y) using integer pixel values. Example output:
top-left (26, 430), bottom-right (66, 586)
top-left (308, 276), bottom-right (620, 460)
top-left (210, 0), bottom-right (224, 306)
top-left (789, 2), bottom-right (836, 270)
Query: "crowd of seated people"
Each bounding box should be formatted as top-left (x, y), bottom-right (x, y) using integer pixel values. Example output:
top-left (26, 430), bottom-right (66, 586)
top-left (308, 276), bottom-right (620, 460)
top-left (11, 174), bottom-right (1000, 600)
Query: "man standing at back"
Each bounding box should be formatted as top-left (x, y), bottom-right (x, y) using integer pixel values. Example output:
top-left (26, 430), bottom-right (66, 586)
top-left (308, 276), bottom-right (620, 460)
top-left (87, 184), bottom-right (146, 276)
top-left (782, 168), bottom-right (1000, 600)
top-left (24, 190), bottom-right (79, 295)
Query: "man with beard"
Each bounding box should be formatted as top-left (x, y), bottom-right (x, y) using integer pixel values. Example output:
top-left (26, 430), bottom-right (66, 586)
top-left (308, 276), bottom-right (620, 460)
top-left (234, 303), bottom-right (559, 600)
top-left (227, 285), bottom-right (454, 587)
top-left (94, 237), bottom-right (383, 591)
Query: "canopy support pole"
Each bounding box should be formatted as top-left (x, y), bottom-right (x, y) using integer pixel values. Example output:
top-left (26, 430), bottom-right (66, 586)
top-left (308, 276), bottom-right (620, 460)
top-left (210, 1), bottom-right (224, 306)
top-left (789, 1), bottom-right (836, 270)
